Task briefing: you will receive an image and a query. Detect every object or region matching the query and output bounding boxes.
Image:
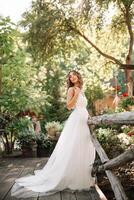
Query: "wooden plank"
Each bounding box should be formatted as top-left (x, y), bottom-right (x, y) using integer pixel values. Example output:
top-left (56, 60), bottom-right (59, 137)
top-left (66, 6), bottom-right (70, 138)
top-left (0, 167), bottom-right (24, 200)
top-left (4, 167), bottom-right (37, 200)
top-left (0, 168), bottom-right (12, 184)
top-left (75, 188), bottom-right (104, 200)
top-left (0, 158), bottom-right (38, 184)
top-left (94, 185), bottom-right (107, 200)
top-left (88, 186), bottom-right (103, 200)
top-left (0, 158), bottom-right (24, 168)
top-left (89, 127), bottom-right (109, 163)
top-left (61, 190), bottom-right (76, 200)
top-left (120, 64), bottom-right (134, 70)
top-left (0, 158), bottom-right (107, 200)
top-left (0, 158), bottom-right (48, 169)
top-left (75, 191), bottom-right (90, 200)
top-left (3, 158), bottom-right (48, 200)
top-left (39, 192), bottom-right (61, 200)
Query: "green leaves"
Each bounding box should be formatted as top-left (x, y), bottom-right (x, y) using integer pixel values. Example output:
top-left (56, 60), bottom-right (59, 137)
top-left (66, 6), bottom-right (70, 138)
top-left (96, 127), bottom-right (126, 158)
top-left (0, 17), bottom-right (16, 62)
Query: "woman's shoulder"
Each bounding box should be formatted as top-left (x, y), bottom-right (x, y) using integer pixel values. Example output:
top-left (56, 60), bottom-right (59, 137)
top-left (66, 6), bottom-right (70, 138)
top-left (67, 86), bottom-right (75, 91)
top-left (67, 87), bottom-right (75, 95)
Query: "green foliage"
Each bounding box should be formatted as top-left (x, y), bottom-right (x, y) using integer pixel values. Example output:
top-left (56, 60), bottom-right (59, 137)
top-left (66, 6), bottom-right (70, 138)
top-left (0, 16), bottom-right (16, 63)
top-left (96, 128), bottom-right (126, 158)
top-left (42, 67), bottom-right (69, 122)
top-left (101, 106), bottom-right (124, 115)
top-left (17, 131), bottom-right (36, 148)
top-left (121, 0), bottom-right (134, 7)
top-left (119, 97), bottom-right (134, 109)
top-left (121, 125), bottom-right (131, 134)
top-left (20, 0), bottom-right (78, 61)
top-left (16, 117), bottom-right (36, 148)
top-left (0, 17), bottom-right (48, 116)
top-left (18, 0), bottom-right (128, 92)
top-left (1, 40), bottom-right (47, 115)
top-left (12, 117), bottom-right (34, 134)
top-left (85, 84), bottom-right (104, 111)
top-left (36, 133), bottom-right (53, 148)
top-left (97, 0), bottom-right (134, 8)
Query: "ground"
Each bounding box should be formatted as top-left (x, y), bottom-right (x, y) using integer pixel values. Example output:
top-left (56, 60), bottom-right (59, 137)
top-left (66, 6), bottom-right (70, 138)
top-left (0, 158), bottom-right (106, 200)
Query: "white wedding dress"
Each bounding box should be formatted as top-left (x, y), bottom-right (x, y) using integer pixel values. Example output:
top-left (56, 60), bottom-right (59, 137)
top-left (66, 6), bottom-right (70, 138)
top-left (11, 90), bottom-right (96, 198)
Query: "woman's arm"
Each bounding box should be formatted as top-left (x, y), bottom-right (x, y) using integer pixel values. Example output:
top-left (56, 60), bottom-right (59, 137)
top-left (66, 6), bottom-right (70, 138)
top-left (66, 87), bottom-right (80, 110)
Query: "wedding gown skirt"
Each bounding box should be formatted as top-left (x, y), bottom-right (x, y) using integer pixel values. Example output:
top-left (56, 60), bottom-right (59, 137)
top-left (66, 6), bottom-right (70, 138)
top-left (11, 91), bottom-right (96, 198)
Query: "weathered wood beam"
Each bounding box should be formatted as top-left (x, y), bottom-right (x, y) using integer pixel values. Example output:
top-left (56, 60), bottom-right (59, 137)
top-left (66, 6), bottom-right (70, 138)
top-left (88, 111), bottom-right (134, 125)
top-left (89, 126), bottom-right (128, 200)
top-left (96, 147), bottom-right (134, 172)
top-left (120, 64), bottom-right (134, 70)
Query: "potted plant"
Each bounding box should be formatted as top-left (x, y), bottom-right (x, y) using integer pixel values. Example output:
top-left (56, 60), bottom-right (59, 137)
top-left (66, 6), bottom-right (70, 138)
top-left (36, 133), bottom-right (53, 157)
top-left (45, 121), bottom-right (62, 139)
top-left (16, 117), bottom-right (37, 157)
top-left (17, 131), bottom-right (37, 157)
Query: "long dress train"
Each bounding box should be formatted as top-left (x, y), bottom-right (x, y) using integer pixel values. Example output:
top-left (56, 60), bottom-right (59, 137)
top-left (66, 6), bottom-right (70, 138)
top-left (11, 90), bottom-right (96, 198)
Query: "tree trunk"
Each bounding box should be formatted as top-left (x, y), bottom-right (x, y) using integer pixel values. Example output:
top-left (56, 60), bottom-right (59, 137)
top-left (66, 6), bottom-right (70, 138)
top-left (2, 133), bottom-right (13, 154)
top-left (124, 5), bottom-right (134, 94)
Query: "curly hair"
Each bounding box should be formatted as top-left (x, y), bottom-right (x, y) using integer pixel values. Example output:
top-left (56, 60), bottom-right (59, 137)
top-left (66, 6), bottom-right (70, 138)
top-left (67, 70), bottom-right (83, 90)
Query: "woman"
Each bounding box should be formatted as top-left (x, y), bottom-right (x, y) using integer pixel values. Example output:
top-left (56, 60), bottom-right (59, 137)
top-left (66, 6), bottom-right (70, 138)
top-left (11, 70), bottom-right (96, 198)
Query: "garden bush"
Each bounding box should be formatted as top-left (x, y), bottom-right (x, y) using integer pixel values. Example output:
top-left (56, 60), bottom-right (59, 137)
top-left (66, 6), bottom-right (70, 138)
top-left (96, 128), bottom-right (127, 158)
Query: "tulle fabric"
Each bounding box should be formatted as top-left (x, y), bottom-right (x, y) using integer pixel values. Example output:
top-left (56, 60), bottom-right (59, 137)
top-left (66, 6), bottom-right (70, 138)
top-left (11, 90), bottom-right (96, 198)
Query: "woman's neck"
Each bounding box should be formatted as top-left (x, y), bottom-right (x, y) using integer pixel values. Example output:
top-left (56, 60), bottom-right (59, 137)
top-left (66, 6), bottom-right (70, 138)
top-left (74, 83), bottom-right (80, 87)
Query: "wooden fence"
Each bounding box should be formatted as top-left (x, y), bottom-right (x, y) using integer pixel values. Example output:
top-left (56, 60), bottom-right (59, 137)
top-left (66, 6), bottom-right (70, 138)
top-left (88, 111), bottom-right (134, 200)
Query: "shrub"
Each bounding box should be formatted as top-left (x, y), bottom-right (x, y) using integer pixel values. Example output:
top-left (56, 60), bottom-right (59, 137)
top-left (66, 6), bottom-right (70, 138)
top-left (96, 128), bottom-right (127, 158)
top-left (17, 131), bottom-right (36, 148)
top-left (15, 117), bottom-right (36, 148)
top-left (36, 133), bottom-right (53, 149)
top-left (119, 96), bottom-right (134, 109)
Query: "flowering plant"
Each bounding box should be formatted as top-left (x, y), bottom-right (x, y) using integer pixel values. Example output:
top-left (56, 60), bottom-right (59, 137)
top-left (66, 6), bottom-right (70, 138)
top-left (119, 96), bottom-right (134, 109)
top-left (121, 125), bottom-right (131, 134)
top-left (122, 92), bottom-right (128, 97)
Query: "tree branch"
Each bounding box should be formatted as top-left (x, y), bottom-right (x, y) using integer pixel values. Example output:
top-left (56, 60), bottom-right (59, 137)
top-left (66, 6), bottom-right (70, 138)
top-left (125, 6), bottom-right (134, 57)
top-left (70, 27), bottom-right (122, 65)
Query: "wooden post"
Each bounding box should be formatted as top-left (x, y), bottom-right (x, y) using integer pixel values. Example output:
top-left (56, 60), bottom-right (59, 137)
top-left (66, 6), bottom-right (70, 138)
top-left (89, 125), bottom-right (128, 200)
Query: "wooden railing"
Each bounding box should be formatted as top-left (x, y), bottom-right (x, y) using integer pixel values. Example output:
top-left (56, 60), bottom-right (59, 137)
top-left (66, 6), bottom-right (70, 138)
top-left (88, 111), bottom-right (134, 200)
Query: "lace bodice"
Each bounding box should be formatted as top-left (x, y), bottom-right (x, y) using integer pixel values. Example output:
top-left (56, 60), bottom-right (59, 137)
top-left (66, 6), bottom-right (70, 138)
top-left (75, 90), bottom-right (88, 109)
